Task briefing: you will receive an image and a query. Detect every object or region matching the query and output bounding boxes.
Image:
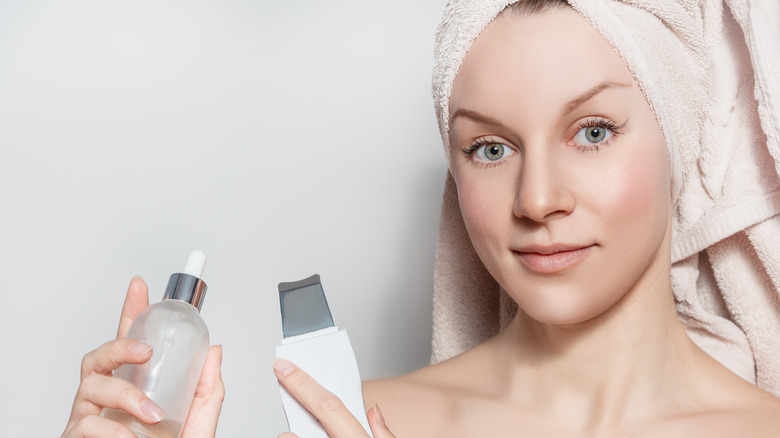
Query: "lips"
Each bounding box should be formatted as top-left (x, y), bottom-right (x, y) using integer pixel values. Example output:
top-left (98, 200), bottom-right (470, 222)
top-left (512, 244), bottom-right (594, 274)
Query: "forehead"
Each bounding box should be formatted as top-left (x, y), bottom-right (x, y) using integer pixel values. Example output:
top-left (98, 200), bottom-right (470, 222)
top-left (450, 7), bottom-right (635, 120)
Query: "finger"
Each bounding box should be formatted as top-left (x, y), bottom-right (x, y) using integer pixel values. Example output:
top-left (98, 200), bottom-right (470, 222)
top-left (367, 405), bottom-right (396, 438)
top-left (277, 433), bottom-right (299, 438)
top-left (63, 414), bottom-right (136, 438)
top-left (117, 276), bottom-right (149, 339)
top-left (273, 358), bottom-right (368, 438)
top-left (180, 345), bottom-right (226, 438)
top-left (70, 373), bottom-right (165, 425)
top-left (80, 338), bottom-right (153, 380)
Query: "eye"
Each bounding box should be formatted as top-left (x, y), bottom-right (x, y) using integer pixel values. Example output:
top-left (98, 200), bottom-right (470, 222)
top-left (571, 125), bottom-right (612, 147)
top-left (569, 117), bottom-right (622, 150)
top-left (463, 138), bottom-right (516, 165)
top-left (478, 143), bottom-right (509, 161)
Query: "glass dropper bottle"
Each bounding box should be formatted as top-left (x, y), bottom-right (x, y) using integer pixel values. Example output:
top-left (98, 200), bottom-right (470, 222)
top-left (103, 250), bottom-right (210, 438)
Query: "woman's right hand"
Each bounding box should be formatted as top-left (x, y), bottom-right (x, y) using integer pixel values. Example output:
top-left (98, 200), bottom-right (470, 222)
top-left (61, 276), bottom-right (225, 438)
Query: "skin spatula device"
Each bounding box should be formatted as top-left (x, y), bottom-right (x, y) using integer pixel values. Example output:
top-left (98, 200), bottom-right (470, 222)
top-left (275, 274), bottom-right (372, 437)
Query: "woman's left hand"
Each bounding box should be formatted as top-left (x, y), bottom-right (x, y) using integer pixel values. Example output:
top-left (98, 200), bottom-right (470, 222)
top-left (273, 358), bottom-right (395, 438)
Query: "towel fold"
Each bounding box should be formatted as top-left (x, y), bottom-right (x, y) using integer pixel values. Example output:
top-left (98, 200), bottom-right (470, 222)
top-left (430, 0), bottom-right (780, 397)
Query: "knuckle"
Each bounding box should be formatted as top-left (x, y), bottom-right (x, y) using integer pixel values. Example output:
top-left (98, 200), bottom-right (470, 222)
top-left (319, 394), bottom-right (345, 415)
top-left (81, 340), bottom-right (122, 377)
top-left (285, 369), bottom-right (311, 391)
top-left (110, 338), bottom-right (126, 353)
top-left (215, 380), bottom-right (226, 403)
top-left (79, 372), bottom-right (102, 394)
top-left (76, 413), bottom-right (133, 438)
top-left (117, 383), bottom-right (142, 405)
top-left (75, 414), bottom-right (101, 433)
top-left (80, 350), bottom-right (96, 377)
top-left (110, 339), bottom-right (133, 364)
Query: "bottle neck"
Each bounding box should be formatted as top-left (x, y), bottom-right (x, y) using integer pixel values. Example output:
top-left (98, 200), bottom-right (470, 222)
top-left (163, 273), bottom-right (207, 311)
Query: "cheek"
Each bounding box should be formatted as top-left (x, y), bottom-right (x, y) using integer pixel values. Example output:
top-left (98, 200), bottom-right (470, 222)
top-left (592, 139), bottom-right (670, 239)
top-left (454, 169), bottom-right (515, 247)
top-left (458, 178), bottom-right (502, 235)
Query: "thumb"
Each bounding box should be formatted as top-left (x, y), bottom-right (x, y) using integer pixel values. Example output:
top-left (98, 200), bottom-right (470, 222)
top-left (367, 405), bottom-right (396, 438)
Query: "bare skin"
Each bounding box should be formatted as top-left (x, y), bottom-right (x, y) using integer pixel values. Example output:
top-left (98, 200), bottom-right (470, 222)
top-left (277, 6), bottom-right (780, 438)
top-left (362, 8), bottom-right (780, 438)
top-left (65, 6), bottom-right (780, 438)
top-left (364, 320), bottom-right (780, 437)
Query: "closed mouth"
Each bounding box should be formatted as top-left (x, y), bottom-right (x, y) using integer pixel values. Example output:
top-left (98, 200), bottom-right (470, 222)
top-left (512, 245), bottom-right (594, 274)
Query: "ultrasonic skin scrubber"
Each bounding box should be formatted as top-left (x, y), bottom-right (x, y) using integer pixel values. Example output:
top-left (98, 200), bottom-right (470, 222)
top-left (275, 274), bottom-right (372, 437)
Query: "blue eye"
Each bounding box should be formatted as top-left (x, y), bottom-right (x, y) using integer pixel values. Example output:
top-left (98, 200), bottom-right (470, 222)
top-left (461, 136), bottom-right (517, 167)
top-left (570, 118), bottom-right (621, 150)
top-left (478, 143), bottom-right (507, 161)
top-left (585, 126), bottom-right (607, 142)
top-left (464, 140), bottom-right (516, 165)
top-left (572, 125), bottom-right (612, 146)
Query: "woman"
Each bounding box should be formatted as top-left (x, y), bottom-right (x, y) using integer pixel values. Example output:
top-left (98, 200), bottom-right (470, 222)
top-left (281, 1), bottom-right (780, 436)
top-left (63, 0), bottom-right (780, 437)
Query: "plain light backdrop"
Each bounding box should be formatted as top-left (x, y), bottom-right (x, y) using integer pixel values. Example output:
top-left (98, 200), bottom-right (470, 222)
top-left (0, 0), bottom-right (448, 435)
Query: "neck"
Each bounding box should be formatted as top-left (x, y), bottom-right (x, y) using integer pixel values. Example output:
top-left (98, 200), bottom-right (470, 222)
top-left (494, 251), bottom-right (702, 434)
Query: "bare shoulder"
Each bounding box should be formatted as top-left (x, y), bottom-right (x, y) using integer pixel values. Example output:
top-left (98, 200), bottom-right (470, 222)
top-left (710, 391), bottom-right (780, 436)
top-left (362, 366), bottom-right (452, 437)
top-left (643, 388), bottom-right (780, 438)
top-left (362, 339), bottom-right (498, 437)
top-left (361, 336), bottom-right (780, 437)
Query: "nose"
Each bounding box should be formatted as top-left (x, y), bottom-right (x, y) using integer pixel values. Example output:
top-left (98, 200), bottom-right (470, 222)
top-left (513, 148), bottom-right (575, 223)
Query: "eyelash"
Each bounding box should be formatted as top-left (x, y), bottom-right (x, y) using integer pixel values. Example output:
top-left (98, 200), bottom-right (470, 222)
top-left (459, 117), bottom-right (624, 166)
top-left (460, 137), bottom-right (515, 168)
top-left (462, 137), bottom-right (503, 158)
top-left (571, 117), bottom-right (623, 152)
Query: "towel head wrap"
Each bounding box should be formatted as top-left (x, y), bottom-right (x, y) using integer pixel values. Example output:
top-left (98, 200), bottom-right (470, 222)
top-left (431, 0), bottom-right (780, 397)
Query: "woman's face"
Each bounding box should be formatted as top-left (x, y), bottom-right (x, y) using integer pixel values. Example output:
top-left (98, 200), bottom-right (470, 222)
top-left (448, 7), bottom-right (672, 326)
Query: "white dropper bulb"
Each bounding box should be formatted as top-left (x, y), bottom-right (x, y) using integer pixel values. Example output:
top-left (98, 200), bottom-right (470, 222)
top-left (182, 250), bottom-right (207, 278)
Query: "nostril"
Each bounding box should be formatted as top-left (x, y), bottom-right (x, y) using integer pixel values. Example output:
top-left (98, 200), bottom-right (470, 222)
top-left (513, 191), bottom-right (575, 223)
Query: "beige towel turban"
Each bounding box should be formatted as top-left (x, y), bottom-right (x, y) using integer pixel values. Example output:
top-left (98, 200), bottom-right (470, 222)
top-left (430, 0), bottom-right (780, 397)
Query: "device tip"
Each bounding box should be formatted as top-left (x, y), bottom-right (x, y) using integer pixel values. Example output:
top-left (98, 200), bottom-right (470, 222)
top-left (182, 250), bottom-right (207, 278)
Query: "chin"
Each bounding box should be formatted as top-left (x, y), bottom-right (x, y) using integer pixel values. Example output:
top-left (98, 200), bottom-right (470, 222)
top-left (505, 281), bottom-right (624, 327)
top-left (524, 306), bottom-right (608, 327)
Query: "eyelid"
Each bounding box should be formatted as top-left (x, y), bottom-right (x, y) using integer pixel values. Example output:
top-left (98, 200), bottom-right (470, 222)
top-left (462, 136), bottom-right (517, 166)
top-left (462, 135), bottom-right (512, 155)
top-left (566, 117), bottom-right (625, 150)
top-left (571, 117), bottom-right (623, 136)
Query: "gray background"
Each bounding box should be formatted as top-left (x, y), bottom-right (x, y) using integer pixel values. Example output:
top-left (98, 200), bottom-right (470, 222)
top-left (0, 0), bottom-right (447, 435)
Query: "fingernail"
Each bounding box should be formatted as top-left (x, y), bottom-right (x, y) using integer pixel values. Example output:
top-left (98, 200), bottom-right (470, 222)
top-left (273, 358), bottom-right (296, 377)
top-left (139, 399), bottom-right (165, 423)
top-left (371, 404), bottom-right (386, 428)
top-left (130, 275), bottom-right (144, 284)
top-left (128, 342), bottom-right (152, 355)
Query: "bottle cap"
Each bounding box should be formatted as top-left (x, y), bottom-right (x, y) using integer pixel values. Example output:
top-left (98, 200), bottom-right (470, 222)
top-left (162, 250), bottom-right (208, 311)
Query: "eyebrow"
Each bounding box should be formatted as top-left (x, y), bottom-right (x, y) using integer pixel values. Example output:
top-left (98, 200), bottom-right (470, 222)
top-left (449, 108), bottom-right (503, 126)
top-left (449, 80), bottom-right (634, 128)
top-left (561, 81), bottom-right (633, 115)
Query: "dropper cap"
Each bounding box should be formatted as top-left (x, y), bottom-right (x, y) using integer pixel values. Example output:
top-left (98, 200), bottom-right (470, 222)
top-left (162, 250), bottom-right (208, 311)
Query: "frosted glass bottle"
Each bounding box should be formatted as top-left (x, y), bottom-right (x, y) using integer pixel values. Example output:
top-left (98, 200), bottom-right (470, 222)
top-left (103, 251), bottom-right (210, 438)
